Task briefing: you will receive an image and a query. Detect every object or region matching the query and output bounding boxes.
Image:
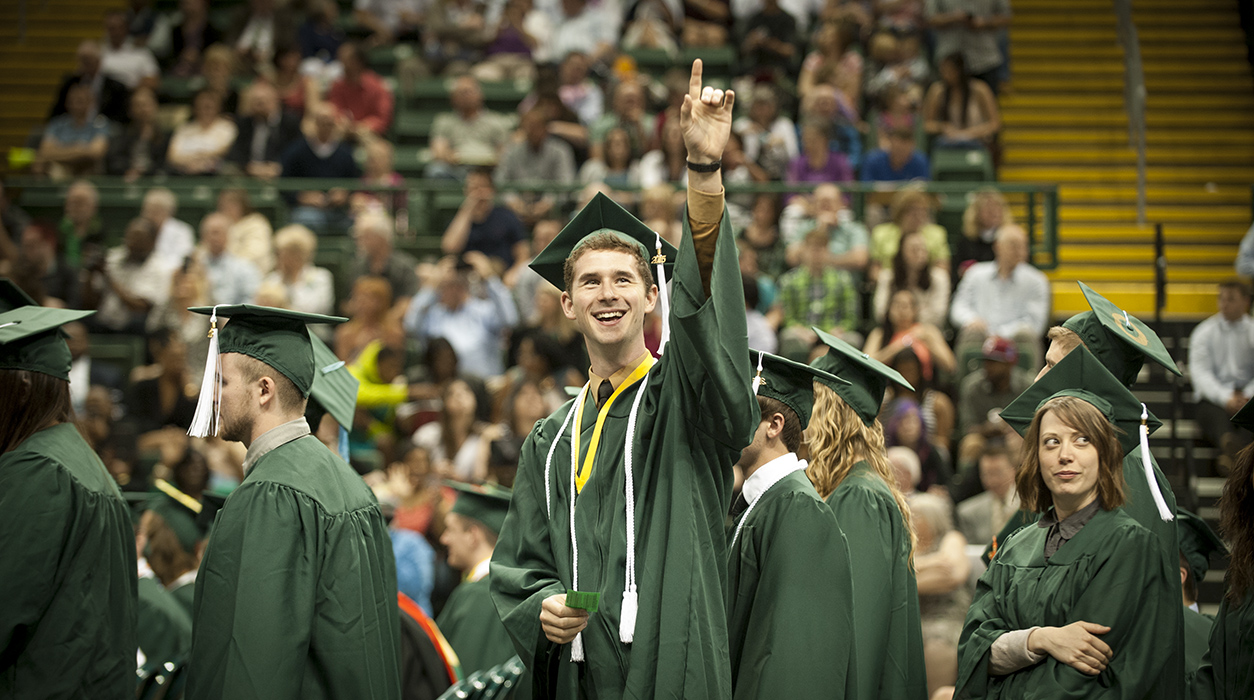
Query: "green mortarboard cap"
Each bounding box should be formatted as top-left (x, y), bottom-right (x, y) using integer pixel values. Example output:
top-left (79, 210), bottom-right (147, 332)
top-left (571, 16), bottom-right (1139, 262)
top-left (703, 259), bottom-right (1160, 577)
top-left (0, 277), bottom-right (38, 312)
top-left (1231, 398), bottom-right (1254, 433)
top-left (0, 306), bottom-right (96, 381)
top-left (1176, 508), bottom-right (1225, 581)
top-left (446, 480), bottom-right (512, 536)
top-left (528, 192), bottom-right (677, 290)
top-left (750, 349), bottom-right (845, 431)
top-left (809, 327), bottom-right (913, 426)
top-left (1062, 282), bottom-right (1181, 386)
top-left (189, 305), bottom-right (347, 397)
top-left (149, 479), bottom-right (203, 553)
top-left (308, 330), bottom-right (359, 430)
top-left (1000, 345), bottom-right (1159, 457)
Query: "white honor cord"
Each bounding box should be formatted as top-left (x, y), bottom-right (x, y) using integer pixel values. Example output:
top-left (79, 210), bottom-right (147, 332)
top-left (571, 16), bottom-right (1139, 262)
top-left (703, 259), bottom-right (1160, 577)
top-left (1140, 403), bottom-right (1174, 521)
top-left (654, 232), bottom-right (670, 356)
top-left (619, 367), bottom-right (652, 644)
top-left (567, 387), bottom-right (587, 662)
top-left (544, 388), bottom-right (584, 519)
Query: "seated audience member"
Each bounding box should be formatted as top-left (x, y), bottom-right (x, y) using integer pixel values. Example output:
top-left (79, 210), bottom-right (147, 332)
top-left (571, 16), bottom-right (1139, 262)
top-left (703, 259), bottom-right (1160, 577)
top-left (351, 212), bottom-right (419, 305)
top-left (225, 0), bottom-right (297, 74)
top-left (50, 40), bottom-right (130, 124)
top-left (328, 42), bottom-right (394, 138)
top-left (166, 90), bottom-right (237, 175)
top-left (796, 83), bottom-right (862, 168)
top-left (1189, 279), bottom-right (1254, 472)
top-left (638, 118), bottom-right (688, 189)
top-left (413, 379), bottom-right (492, 481)
top-left (101, 9), bottom-right (160, 90)
top-left (125, 327), bottom-right (198, 434)
top-left (869, 188), bottom-right (950, 277)
top-left (496, 108), bottom-right (576, 226)
top-left (273, 45), bottom-right (312, 114)
top-left (886, 346), bottom-right (957, 457)
top-left (216, 188), bottom-right (274, 274)
top-left (441, 170), bottom-right (528, 269)
top-left (798, 20), bottom-right (862, 101)
top-left (620, 0), bottom-right (680, 56)
top-left (105, 87), bottom-right (170, 180)
top-left (777, 228), bottom-right (860, 356)
top-left (58, 180), bottom-right (105, 267)
top-left (556, 51), bottom-right (603, 126)
top-left (403, 252), bottom-right (519, 379)
top-left (474, 0), bottom-right (542, 82)
top-left (144, 261), bottom-right (212, 383)
top-left (505, 217), bottom-right (562, 322)
top-left (682, 0), bottom-right (732, 47)
top-left (354, 0), bottom-right (423, 48)
top-left (884, 396), bottom-right (952, 493)
top-left (197, 213), bottom-right (261, 306)
top-left (140, 188), bottom-right (196, 267)
top-left (957, 336), bottom-right (1032, 436)
top-left (579, 126), bottom-right (641, 191)
top-left (551, 0), bottom-right (620, 61)
top-left (298, 0), bottom-right (346, 61)
top-left (926, 0), bottom-right (1010, 94)
top-left (427, 76), bottom-right (513, 179)
top-left (335, 275), bottom-right (406, 362)
top-left (737, 0), bottom-right (797, 76)
top-left (874, 85), bottom-right (920, 151)
top-left (198, 44), bottom-right (242, 114)
top-left (37, 84), bottom-right (109, 179)
top-left (923, 53), bottom-right (1001, 149)
top-left (226, 82), bottom-right (301, 178)
top-left (261, 224), bottom-right (335, 316)
top-left (589, 79), bottom-right (655, 161)
top-left (865, 32), bottom-right (930, 109)
top-left (950, 224), bottom-right (1050, 373)
top-left (639, 183), bottom-right (682, 248)
top-left (865, 287), bottom-right (957, 378)
top-left (733, 85), bottom-right (798, 180)
top-left (954, 187), bottom-right (1014, 279)
top-left (64, 320), bottom-right (123, 414)
top-left (956, 441), bottom-right (1019, 545)
top-left (166, 0), bottom-right (221, 76)
top-left (12, 223), bottom-right (78, 308)
top-left (426, 0), bottom-right (491, 71)
top-left (281, 104), bottom-right (362, 233)
top-left (82, 217), bottom-right (174, 333)
top-left (742, 193), bottom-right (786, 280)
top-left (787, 122), bottom-right (854, 186)
top-left (519, 63), bottom-right (588, 152)
top-left (873, 229), bottom-right (950, 328)
top-left (781, 183), bottom-right (869, 281)
top-left (887, 444), bottom-right (923, 495)
top-left (861, 128), bottom-right (930, 183)
top-left (911, 492), bottom-right (973, 696)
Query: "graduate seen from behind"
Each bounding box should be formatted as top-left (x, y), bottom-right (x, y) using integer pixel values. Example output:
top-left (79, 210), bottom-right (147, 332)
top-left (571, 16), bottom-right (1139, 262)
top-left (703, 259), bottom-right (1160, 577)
top-left (955, 346), bottom-right (1178, 699)
top-left (489, 59), bottom-right (759, 699)
top-left (0, 282), bottom-right (138, 699)
top-left (1175, 509), bottom-right (1226, 677)
top-left (727, 351), bottom-right (858, 699)
top-left (181, 305), bottom-right (402, 700)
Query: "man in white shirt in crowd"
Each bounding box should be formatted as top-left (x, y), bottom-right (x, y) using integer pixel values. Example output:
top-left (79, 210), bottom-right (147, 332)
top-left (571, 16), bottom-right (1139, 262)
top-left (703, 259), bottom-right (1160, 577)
top-left (198, 213), bottom-right (261, 306)
top-left (82, 217), bottom-right (175, 334)
top-left (101, 9), bottom-right (160, 90)
top-left (140, 188), bottom-right (196, 267)
top-left (1189, 279), bottom-right (1254, 473)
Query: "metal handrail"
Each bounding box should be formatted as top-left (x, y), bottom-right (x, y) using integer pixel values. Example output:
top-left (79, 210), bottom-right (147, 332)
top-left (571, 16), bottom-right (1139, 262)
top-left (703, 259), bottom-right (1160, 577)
top-left (1114, 0), bottom-right (1148, 226)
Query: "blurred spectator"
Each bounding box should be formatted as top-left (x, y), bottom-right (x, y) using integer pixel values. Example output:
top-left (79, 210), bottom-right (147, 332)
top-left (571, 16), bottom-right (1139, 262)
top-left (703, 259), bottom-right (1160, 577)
top-left (886, 345), bottom-right (957, 456)
top-left (335, 276), bottom-right (406, 361)
top-left (495, 331), bottom-right (569, 421)
top-left (354, 138), bottom-right (407, 217)
top-left (105, 87), bottom-right (170, 180)
top-left (640, 183), bottom-right (682, 248)
top-left (515, 285), bottom-right (586, 371)
top-left (860, 129), bottom-right (929, 183)
top-left (1238, 222), bottom-right (1254, 278)
top-left (873, 230), bottom-right (950, 327)
top-left (262, 225), bottom-right (335, 315)
top-left (216, 188), bottom-right (274, 274)
top-left (865, 287), bottom-right (957, 377)
top-left (125, 0), bottom-right (157, 43)
top-left (351, 212), bottom-right (419, 305)
top-left (517, 64), bottom-right (588, 154)
top-left (427, 0), bottom-right (490, 72)
top-left (226, 82), bottom-right (302, 178)
top-left (101, 10), bottom-right (160, 90)
top-left (797, 19), bottom-right (862, 102)
top-left (274, 45), bottom-right (312, 114)
top-left (281, 104), bottom-right (361, 233)
top-left (887, 444), bottom-right (922, 494)
top-left (733, 85), bottom-right (798, 180)
top-left (874, 85), bottom-right (920, 151)
top-left (354, 0), bottom-right (422, 48)
top-left (197, 212), bottom-right (260, 306)
top-left (740, 193), bottom-right (786, 279)
top-left (505, 218), bottom-right (562, 322)
top-left (167, 89), bottom-right (238, 175)
top-left (140, 188), bottom-right (196, 267)
top-left (638, 118), bottom-right (688, 189)
top-left (777, 228), bottom-right (860, 356)
top-left (328, 43), bottom-right (395, 138)
top-left (58, 180), bottom-right (104, 268)
top-left (950, 224), bottom-right (1049, 373)
top-left (385, 446), bottom-right (444, 536)
top-left (144, 261), bottom-right (212, 384)
top-left (910, 492), bottom-right (972, 695)
top-left (299, 0), bottom-right (347, 60)
top-left (922, 53), bottom-right (1001, 149)
top-left (551, 0), bottom-right (620, 60)
top-left (869, 189), bottom-right (949, 276)
top-left (742, 275), bottom-right (778, 354)
top-left (953, 187), bottom-right (1013, 279)
top-left (441, 170), bottom-right (528, 270)
top-left (590, 80), bottom-right (656, 162)
top-left (125, 328), bottom-right (197, 434)
top-left (474, 0), bottom-right (543, 81)
top-left (621, 0), bottom-right (681, 55)
top-left (797, 85), bottom-right (861, 168)
top-left (83, 217), bottom-right (174, 334)
top-left (37, 84), bottom-right (108, 179)
top-left (496, 108), bottom-right (577, 226)
top-left (0, 181), bottom-right (30, 274)
top-left (557, 52), bottom-right (604, 125)
top-left (683, 0), bottom-right (732, 47)
top-left (166, 0), bottom-right (221, 76)
top-left (579, 127), bottom-right (642, 191)
top-left (884, 395), bottom-right (951, 492)
top-left (737, 0), bottom-right (798, 76)
top-left (413, 378), bottom-right (491, 480)
top-left (403, 252), bottom-right (519, 379)
top-left (925, 0), bottom-right (1011, 94)
top-left (428, 77), bottom-right (513, 179)
top-left (49, 40), bottom-right (130, 124)
top-left (955, 441), bottom-right (1018, 544)
top-left (488, 376), bottom-right (555, 470)
top-left (956, 336), bottom-right (1031, 436)
top-left (1189, 279), bottom-right (1254, 472)
top-left (865, 32), bottom-right (930, 108)
top-left (781, 183), bottom-right (868, 279)
top-left (13, 223), bottom-right (77, 308)
top-left (787, 122), bottom-right (854, 186)
top-left (198, 45), bottom-right (241, 114)
top-left (225, 0), bottom-right (297, 74)
top-left (65, 321), bottom-right (123, 414)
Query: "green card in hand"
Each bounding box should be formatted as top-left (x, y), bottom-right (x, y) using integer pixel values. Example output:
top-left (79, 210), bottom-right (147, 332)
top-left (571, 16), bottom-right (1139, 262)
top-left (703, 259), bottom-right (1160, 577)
top-left (565, 590), bottom-right (600, 613)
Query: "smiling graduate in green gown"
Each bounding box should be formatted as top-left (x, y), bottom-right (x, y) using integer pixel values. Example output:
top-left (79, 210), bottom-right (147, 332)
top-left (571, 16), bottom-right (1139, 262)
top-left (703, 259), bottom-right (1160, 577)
top-left (726, 351), bottom-right (857, 700)
top-left (806, 328), bottom-right (928, 700)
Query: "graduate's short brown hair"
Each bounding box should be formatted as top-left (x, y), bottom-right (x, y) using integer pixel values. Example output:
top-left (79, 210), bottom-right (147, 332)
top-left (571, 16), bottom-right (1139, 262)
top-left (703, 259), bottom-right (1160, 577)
top-left (237, 354), bottom-right (307, 414)
top-left (1046, 326), bottom-right (1085, 355)
top-left (757, 395), bottom-right (802, 453)
top-left (1015, 396), bottom-right (1126, 513)
top-left (562, 232), bottom-right (655, 294)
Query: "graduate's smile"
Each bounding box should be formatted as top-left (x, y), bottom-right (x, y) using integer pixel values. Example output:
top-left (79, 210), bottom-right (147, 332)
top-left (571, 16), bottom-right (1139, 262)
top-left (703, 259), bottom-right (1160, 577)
top-left (593, 308), bottom-right (628, 326)
top-left (562, 249), bottom-right (658, 348)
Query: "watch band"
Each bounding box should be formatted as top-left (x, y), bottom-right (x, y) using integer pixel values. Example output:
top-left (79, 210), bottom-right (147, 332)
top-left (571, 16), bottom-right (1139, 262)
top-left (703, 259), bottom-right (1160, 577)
top-left (685, 160), bottom-right (722, 173)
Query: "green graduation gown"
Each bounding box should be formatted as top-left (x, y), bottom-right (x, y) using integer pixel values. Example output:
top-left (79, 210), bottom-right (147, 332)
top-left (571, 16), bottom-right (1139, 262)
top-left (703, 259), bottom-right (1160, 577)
top-left (137, 575), bottom-right (192, 664)
top-left (0, 422), bottom-right (138, 699)
top-left (827, 461), bottom-right (927, 700)
top-left (171, 580), bottom-right (196, 619)
top-left (956, 507), bottom-right (1179, 699)
top-left (1183, 607), bottom-right (1214, 676)
top-left (1189, 593), bottom-right (1254, 700)
top-left (490, 206), bottom-right (756, 699)
top-left (437, 572), bottom-right (517, 676)
top-left (187, 434), bottom-right (402, 700)
top-left (726, 469), bottom-right (858, 700)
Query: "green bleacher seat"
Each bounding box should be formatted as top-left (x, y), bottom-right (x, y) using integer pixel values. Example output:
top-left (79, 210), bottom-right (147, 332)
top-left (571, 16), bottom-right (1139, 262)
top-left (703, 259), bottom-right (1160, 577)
top-left (393, 111), bottom-right (438, 145)
top-left (393, 145), bottom-right (431, 176)
top-left (930, 147), bottom-right (994, 182)
top-left (624, 48), bottom-right (678, 76)
top-left (681, 47), bottom-right (737, 78)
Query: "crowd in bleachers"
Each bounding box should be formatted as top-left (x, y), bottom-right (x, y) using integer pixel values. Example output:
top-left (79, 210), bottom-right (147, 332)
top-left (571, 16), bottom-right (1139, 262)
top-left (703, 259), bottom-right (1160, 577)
top-left (6, 0), bottom-right (1254, 695)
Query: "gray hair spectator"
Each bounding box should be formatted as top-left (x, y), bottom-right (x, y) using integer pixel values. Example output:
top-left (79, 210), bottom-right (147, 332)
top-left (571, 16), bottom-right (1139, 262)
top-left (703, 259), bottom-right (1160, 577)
top-left (140, 188), bottom-right (196, 267)
top-left (910, 491), bottom-right (972, 695)
top-left (59, 180), bottom-right (103, 268)
top-left (50, 40), bottom-right (130, 123)
top-left (198, 212), bottom-right (262, 306)
top-left (350, 212), bottom-right (419, 310)
top-left (82, 217), bottom-right (176, 334)
top-left (260, 224), bottom-right (335, 317)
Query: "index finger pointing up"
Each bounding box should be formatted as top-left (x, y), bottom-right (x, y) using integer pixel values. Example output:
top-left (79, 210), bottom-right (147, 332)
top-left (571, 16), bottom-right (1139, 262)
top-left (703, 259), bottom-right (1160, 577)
top-left (689, 58), bottom-right (704, 102)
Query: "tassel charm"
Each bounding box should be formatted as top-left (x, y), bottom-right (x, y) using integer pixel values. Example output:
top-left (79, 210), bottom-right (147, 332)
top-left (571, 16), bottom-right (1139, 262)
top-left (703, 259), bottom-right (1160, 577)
top-left (1139, 403), bottom-right (1174, 522)
top-left (188, 307), bottom-right (222, 438)
top-left (619, 589), bottom-right (638, 643)
top-left (654, 232), bottom-right (671, 356)
top-left (571, 632), bottom-right (585, 662)
top-left (751, 352), bottom-right (764, 395)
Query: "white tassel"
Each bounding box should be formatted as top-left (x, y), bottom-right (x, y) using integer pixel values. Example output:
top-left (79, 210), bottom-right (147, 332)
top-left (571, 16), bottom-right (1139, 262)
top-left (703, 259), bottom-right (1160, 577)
top-left (188, 307), bottom-right (222, 438)
top-left (654, 232), bottom-right (670, 356)
top-left (1140, 403), bottom-right (1174, 521)
top-left (751, 351), bottom-right (764, 395)
top-left (619, 590), bottom-right (638, 643)
top-left (620, 367), bottom-right (652, 645)
top-left (568, 387), bottom-right (584, 663)
top-left (571, 633), bottom-right (585, 662)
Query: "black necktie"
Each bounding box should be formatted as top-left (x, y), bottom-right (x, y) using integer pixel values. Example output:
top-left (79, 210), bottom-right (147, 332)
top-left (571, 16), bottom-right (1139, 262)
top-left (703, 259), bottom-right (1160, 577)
top-left (731, 494), bottom-right (749, 519)
top-left (596, 379), bottom-right (614, 408)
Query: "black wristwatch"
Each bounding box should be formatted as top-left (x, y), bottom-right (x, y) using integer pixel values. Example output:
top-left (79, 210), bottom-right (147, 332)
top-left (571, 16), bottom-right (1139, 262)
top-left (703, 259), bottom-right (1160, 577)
top-left (686, 160), bottom-right (722, 173)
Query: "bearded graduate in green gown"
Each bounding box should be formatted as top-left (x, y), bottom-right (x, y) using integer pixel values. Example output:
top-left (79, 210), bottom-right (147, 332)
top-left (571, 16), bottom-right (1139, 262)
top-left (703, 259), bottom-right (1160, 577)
top-left (182, 305), bottom-right (401, 700)
top-left (956, 346), bottom-right (1178, 699)
top-left (0, 284), bottom-right (138, 699)
top-left (488, 60), bottom-right (758, 699)
top-left (726, 351), bottom-right (857, 700)
top-left (805, 328), bottom-right (927, 700)
top-left (1190, 399), bottom-right (1254, 700)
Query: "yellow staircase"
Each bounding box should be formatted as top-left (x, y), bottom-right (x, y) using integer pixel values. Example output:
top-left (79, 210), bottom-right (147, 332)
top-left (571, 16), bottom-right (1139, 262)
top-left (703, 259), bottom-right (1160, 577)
top-left (0, 0), bottom-right (115, 169)
top-left (1001, 0), bottom-right (1252, 319)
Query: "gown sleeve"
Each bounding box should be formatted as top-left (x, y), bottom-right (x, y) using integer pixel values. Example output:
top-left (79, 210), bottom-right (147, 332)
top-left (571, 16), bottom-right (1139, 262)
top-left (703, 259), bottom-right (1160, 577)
top-left (0, 453), bottom-right (71, 652)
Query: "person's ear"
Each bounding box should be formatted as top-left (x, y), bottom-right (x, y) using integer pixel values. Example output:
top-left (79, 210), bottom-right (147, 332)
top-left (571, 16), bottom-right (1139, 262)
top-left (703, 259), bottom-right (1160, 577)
top-left (257, 375), bottom-right (276, 409)
top-left (765, 412), bottom-right (786, 441)
top-left (560, 290), bottom-right (577, 320)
